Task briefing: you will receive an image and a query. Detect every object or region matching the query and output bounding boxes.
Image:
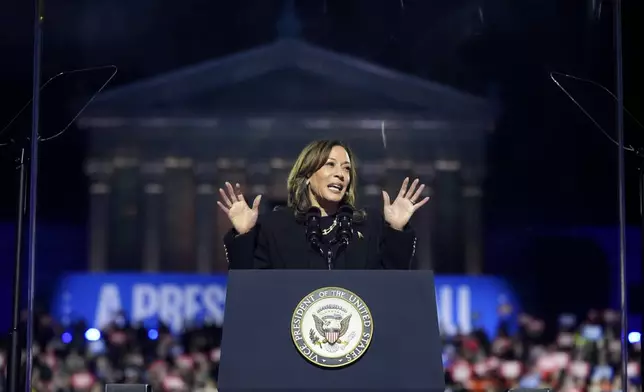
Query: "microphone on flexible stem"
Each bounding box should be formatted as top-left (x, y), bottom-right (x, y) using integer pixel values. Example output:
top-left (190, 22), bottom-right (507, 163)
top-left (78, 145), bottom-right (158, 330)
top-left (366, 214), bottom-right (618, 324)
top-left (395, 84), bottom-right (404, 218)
top-left (305, 207), bottom-right (323, 250)
top-left (337, 205), bottom-right (354, 246)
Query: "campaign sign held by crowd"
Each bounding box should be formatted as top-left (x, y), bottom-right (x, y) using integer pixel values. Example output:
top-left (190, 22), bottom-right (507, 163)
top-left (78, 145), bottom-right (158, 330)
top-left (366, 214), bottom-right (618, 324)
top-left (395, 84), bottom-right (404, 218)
top-left (52, 273), bottom-right (519, 336)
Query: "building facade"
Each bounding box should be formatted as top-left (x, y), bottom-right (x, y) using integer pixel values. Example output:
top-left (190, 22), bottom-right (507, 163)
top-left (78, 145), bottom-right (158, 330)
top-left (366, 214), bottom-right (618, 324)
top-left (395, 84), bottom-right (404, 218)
top-left (79, 38), bottom-right (497, 274)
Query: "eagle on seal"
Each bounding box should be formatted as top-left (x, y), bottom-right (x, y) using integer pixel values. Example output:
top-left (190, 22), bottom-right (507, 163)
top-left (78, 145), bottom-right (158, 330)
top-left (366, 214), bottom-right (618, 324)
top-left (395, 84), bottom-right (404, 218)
top-left (313, 314), bottom-right (352, 345)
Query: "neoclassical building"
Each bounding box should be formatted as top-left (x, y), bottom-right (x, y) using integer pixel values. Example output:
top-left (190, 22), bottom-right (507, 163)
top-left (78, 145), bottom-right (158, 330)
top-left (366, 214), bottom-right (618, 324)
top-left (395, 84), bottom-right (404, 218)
top-left (79, 36), bottom-right (497, 275)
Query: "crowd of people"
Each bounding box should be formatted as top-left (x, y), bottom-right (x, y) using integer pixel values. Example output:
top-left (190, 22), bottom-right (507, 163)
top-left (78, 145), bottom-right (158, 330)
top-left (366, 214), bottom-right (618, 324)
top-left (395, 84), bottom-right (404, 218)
top-left (443, 310), bottom-right (640, 391)
top-left (0, 309), bottom-right (640, 392)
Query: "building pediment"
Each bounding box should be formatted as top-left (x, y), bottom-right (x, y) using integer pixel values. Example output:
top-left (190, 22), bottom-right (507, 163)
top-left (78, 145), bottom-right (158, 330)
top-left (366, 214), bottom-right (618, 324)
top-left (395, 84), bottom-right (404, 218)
top-left (156, 68), bottom-right (432, 114)
top-left (82, 39), bottom-right (496, 122)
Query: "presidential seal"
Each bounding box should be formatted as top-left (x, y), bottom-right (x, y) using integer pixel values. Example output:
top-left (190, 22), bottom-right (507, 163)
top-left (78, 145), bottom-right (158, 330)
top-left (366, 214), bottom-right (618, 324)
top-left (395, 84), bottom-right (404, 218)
top-left (290, 287), bottom-right (373, 368)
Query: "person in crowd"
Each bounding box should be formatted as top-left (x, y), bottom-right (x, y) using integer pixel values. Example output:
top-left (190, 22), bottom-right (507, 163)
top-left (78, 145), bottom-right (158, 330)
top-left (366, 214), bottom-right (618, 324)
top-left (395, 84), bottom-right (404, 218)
top-left (0, 308), bottom-right (640, 392)
top-left (218, 139), bottom-right (430, 269)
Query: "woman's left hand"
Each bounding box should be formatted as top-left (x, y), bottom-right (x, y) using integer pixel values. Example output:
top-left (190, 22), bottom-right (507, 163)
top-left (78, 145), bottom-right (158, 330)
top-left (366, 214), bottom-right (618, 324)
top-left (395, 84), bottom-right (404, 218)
top-left (382, 177), bottom-right (430, 231)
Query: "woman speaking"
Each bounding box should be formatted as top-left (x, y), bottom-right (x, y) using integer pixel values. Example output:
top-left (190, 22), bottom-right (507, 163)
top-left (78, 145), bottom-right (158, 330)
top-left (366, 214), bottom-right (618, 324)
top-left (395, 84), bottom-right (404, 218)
top-left (217, 140), bottom-right (430, 270)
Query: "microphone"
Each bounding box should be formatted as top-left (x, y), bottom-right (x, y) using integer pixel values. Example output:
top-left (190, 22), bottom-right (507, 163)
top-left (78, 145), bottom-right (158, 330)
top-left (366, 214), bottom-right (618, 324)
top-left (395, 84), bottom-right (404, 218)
top-left (305, 207), bottom-right (322, 247)
top-left (336, 205), bottom-right (354, 246)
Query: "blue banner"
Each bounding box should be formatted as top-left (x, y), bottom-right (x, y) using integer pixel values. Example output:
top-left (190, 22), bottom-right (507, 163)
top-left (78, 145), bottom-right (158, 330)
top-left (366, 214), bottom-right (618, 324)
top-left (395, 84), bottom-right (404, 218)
top-left (52, 273), bottom-right (519, 338)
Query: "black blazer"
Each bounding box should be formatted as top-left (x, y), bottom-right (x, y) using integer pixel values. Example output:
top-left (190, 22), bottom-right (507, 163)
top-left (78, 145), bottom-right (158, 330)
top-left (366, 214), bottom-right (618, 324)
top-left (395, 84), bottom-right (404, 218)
top-left (223, 207), bottom-right (417, 270)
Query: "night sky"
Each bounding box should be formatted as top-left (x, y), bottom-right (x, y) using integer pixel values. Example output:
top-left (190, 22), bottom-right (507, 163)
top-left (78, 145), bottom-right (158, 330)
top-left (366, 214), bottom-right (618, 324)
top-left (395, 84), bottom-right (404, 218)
top-left (0, 0), bottom-right (643, 227)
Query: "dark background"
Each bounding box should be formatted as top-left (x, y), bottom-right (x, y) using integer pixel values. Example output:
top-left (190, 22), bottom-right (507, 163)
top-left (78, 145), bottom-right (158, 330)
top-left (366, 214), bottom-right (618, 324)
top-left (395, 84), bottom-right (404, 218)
top-left (0, 0), bottom-right (642, 328)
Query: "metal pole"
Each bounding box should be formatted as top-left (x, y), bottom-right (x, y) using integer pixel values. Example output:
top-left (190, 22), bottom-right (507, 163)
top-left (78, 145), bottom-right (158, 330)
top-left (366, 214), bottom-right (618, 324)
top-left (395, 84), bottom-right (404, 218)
top-left (24, 0), bottom-right (44, 390)
top-left (613, 0), bottom-right (629, 390)
top-left (7, 148), bottom-right (27, 392)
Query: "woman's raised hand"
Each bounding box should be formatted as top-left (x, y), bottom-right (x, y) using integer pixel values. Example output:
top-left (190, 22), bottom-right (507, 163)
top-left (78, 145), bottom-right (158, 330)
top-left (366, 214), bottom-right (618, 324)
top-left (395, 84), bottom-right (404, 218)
top-left (382, 177), bottom-right (430, 231)
top-left (217, 182), bottom-right (262, 235)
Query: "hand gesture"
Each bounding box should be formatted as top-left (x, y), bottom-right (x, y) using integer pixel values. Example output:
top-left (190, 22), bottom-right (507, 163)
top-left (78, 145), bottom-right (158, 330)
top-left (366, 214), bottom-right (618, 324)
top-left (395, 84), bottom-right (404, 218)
top-left (382, 177), bottom-right (430, 231)
top-left (217, 182), bottom-right (262, 235)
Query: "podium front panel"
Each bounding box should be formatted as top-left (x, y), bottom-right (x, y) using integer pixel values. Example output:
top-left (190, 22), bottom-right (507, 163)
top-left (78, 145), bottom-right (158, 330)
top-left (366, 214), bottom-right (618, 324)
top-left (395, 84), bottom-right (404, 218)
top-left (218, 270), bottom-right (444, 392)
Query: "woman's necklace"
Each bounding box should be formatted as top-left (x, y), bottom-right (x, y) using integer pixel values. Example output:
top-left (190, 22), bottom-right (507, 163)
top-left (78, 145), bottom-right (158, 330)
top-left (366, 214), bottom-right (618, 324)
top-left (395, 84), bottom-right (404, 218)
top-left (321, 218), bottom-right (337, 236)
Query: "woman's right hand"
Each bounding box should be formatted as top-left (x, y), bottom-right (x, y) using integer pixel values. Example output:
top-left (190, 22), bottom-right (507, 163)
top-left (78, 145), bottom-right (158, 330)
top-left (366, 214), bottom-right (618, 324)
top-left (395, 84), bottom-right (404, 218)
top-left (217, 182), bottom-right (262, 235)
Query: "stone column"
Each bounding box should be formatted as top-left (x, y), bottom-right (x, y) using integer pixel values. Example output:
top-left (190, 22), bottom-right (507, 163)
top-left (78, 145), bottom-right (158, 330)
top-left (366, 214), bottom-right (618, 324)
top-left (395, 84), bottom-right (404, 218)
top-left (413, 163), bottom-right (435, 270)
top-left (247, 161), bottom-right (271, 213)
top-left (432, 159), bottom-right (464, 273)
top-left (108, 157), bottom-right (142, 270)
top-left (141, 161), bottom-right (165, 272)
top-left (462, 166), bottom-right (484, 275)
top-left (162, 157), bottom-right (196, 272)
top-left (86, 159), bottom-right (113, 272)
top-left (194, 162), bottom-right (218, 274)
top-left (269, 158), bottom-right (290, 206)
top-left (359, 161), bottom-right (385, 209)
